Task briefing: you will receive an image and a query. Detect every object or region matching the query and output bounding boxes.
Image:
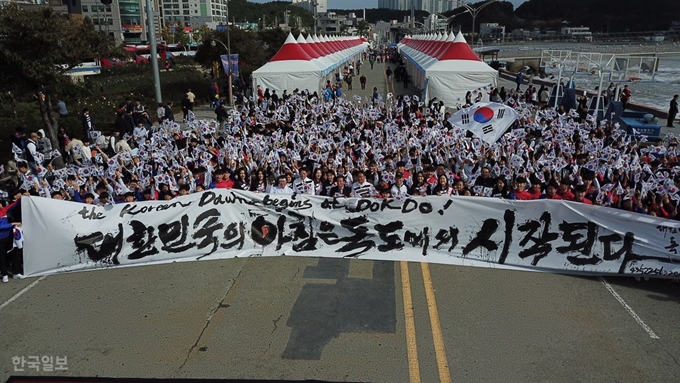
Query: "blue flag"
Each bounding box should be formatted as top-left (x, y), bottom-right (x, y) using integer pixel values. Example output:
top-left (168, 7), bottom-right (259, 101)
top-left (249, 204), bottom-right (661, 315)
top-left (220, 54), bottom-right (240, 77)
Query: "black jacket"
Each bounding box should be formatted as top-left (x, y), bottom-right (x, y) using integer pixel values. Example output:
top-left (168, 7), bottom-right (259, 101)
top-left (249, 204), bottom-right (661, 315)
top-left (215, 106), bottom-right (228, 121)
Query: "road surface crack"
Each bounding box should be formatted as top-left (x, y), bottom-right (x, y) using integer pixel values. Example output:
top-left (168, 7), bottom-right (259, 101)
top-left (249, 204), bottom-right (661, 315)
top-left (176, 265), bottom-right (245, 374)
top-left (665, 349), bottom-right (680, 367)
top-left (264, 314), bottom-right (284, 354)
top-left (272, 314), bottom-right (284, 335)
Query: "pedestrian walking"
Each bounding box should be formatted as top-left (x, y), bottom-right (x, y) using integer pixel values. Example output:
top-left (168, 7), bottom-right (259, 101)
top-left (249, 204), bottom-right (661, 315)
top-left (360, 74), bottom-right (367, 90)
top-left (80, 108), bottom-right (94, 140)
top-left (515, 72), bottom-right (524, 92)
top-left (668, 94), bottom-right (679, 128)
top-left (620, 85), bottom-right (632, 110)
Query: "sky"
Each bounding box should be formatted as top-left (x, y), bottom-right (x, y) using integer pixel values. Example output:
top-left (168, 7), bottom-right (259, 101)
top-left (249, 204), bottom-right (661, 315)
top-left (248, 0), bottom-right (528, 10)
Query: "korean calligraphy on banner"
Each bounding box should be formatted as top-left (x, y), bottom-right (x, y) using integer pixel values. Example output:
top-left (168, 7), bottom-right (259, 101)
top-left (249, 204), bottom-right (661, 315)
top-left (22, 191), bottom-right (680, 278)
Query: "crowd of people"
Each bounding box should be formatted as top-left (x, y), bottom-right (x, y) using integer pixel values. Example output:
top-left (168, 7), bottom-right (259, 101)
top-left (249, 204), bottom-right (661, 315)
top-left (2, 53), bottom-right (680, 280)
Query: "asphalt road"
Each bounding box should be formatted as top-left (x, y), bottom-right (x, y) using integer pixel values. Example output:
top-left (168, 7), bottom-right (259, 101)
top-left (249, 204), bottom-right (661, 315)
top-left (1, 257), bottom-right (680, 382)
top-left (3, 61), bottom-right (680, 383)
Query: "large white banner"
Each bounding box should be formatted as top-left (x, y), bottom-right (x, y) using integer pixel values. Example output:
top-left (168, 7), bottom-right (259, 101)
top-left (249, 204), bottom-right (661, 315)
top-left (22, 191), bottom-right (680, 278)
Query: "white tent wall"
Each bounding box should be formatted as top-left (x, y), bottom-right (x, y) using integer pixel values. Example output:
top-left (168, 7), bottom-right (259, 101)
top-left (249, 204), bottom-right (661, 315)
top-left (427, 71), bottom-right (497, 106)
top-left (398, 33), bottom-right (498, 106)
top-left (252, 34), bottom-right (369, 95)
top-left (252, 60), bottom-right (323, 94)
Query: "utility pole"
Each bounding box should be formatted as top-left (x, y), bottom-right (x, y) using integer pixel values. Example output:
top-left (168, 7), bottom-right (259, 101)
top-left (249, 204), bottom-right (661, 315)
top-left (227, 0), bottom-right (232, 106)
top-left (145, 0), bottom-right (162, 103)
top-left (313, 0), bottom-right (318, 34)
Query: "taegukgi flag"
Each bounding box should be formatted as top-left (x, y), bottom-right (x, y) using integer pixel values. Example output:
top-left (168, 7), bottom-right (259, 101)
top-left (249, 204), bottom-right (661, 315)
top-left (447, 102), bottom-right (519, 144)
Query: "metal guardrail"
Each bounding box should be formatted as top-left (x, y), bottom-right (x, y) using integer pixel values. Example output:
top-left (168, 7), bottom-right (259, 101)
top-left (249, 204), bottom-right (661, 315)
top-left (488, 45), bottom-right (680, 60)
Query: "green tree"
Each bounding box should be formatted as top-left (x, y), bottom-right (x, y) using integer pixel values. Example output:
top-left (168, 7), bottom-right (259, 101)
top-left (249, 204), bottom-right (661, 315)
top-left (161, 26), bottom-right (175, 43)
top-left (357, 20), bottom-right (370, 36)
top-left (194, 27), bottom-right (289, 83)
top-left (174, 29), bottom-right (191, 46)
top-left (192, 25), bottom-right (212, 44)
top-left (0, 5), bottom-right (118, 162)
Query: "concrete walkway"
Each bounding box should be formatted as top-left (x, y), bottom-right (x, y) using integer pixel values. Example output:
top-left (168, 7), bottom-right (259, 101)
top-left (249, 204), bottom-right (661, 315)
top-left (188, 59), bottom-right (418, 124)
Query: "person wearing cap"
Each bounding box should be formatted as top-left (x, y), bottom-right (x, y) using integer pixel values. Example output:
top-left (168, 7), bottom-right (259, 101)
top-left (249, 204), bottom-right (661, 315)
top-left (25, 132), bottom-right (40, 175)
top-left (65, 135), bottom-right (85, 165)
top-left (573, 184), bottom-right (593, 205)
top-left (557, 178), bottom-right (575, 201)
top-left (81, 108), bottom-right (95, 141)
top-left (581, 172), bottom-right (599, 202)
top-left (508, 176), bottom-right (532, 200)
top-left (527, 176), bottom-right (543, 200)
top-left (82, 193), bottom-right (95, 205)
top-left (378, 185), bottom-right (392, 199)
top-left (210, 169), bottom-right (234, 189)
top-left (270, 175), bottom-right (293, 195)
top-left (620, 84), bottom-right (631, 110)
top-left (178, 184), bottom-right (191, 196)
top-left (97, 191), bottom-right (112, 207)
top-left (50, 190), bottom-right (64, 200)
top-left (36, 129), bottom-right (52, 166)
top-left (391, 172), bottom-right (409, 197)
top-left (123, 191), bottom-right (135, 203)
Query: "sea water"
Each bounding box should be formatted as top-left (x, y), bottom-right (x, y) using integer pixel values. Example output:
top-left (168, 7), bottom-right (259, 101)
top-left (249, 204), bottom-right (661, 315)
top-left (552, 55), bottom-right (680, 111)
top-left (483, 43), bottom-right (680, 111)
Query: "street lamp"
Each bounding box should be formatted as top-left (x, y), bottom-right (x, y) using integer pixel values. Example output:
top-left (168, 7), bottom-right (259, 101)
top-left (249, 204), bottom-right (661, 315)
top-left (459, 0), bottom-right (498, 43)
top-left (210, 39), bottom-right (233, 106)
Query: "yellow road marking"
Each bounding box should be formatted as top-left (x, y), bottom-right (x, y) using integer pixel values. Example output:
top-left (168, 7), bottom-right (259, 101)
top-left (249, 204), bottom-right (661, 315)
top-left (400, 261), bottom-right (422, 383)
top-left (421, 262), bottom-right (452, 383)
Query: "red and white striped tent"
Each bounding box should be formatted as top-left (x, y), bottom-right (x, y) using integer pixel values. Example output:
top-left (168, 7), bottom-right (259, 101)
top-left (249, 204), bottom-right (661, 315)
top-left (398, 31), bottom-right (498, 106)
top-left (252, 33), bottom-right (369, 94)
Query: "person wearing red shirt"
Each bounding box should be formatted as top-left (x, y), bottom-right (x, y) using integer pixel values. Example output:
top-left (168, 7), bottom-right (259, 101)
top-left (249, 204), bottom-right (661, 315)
top-left (540, 182), bottom-right (562, 200)
top-left (557, 178), bottom-right (575, 201)
top-left (508, 177), bottom-right (533, 200)
top-left (527, 176), bottom-right (543, 199)
top-left (211, 169), bottom-right (234, 189)
top-left (573, 184), bottom-right (593, 205)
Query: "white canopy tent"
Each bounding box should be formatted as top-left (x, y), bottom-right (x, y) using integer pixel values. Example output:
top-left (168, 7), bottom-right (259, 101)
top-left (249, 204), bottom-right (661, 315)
top-left (398, 31), bottom-right (498, 106)
top-left (252, 33), bottom-right (369, 94)
top-left (252, 33), bottom-right (323, 93)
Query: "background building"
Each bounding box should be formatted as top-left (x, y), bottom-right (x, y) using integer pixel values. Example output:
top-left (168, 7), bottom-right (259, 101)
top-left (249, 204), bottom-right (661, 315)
top-left (560, 26), bottom-right (592, 41)
top-left (81, 0), bottom-right (124, 44)
top-left (479, 22), bottom-right (505, 39)
top-left (291, 0), bottom-right (326, 14)
top-left (378, 0), bottom-right (462, 12)
top-left (318, 11), bottom-right (342, 33)
top-left (160, 0), bottom-right (230, 29)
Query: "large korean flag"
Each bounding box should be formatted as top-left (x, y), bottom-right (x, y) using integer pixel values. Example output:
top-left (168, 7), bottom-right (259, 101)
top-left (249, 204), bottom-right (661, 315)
top-left (447, 102), bottom-right (519, 144)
